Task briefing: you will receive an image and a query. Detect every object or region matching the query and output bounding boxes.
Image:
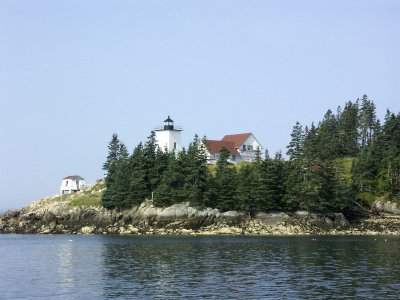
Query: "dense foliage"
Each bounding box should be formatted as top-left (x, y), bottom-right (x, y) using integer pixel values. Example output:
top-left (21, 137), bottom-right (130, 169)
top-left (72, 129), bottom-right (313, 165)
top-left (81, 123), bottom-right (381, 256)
top-left (102, 95), bottom-right (400, 213)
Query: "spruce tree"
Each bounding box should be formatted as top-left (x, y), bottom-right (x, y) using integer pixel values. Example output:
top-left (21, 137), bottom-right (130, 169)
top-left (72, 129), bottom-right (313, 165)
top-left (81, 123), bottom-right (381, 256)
top-left (337, 101), bottom-right (359, 157)
top-left (128, 143), bottom-right (148, 206)
top-left (287, 121), bottom-right (304, 160)
top-left (111, 143), bottom-right (131, 209)
top-left (153, 153), bottom-right (186, 207)
top-left (143, 131), bottom-right (162, 198)
top-left (182, 135), bottom-right (209, 207)
top-left (214, 147), bottom-right (237, 211)
top-left (103, 133), bottom-right (121, 174)
top-left (102, 134), bottom-right (123, 209)
top-left (237, 163), bottom-right (258, 214)
top-left (359, 95), bottom-right (377, 148)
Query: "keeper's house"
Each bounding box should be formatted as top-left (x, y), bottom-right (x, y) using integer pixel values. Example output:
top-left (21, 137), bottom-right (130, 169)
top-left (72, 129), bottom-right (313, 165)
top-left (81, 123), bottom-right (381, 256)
top-left (60, 175), bottom-right (85, 195)
top-left (202, 133), bottom-right (262, 164)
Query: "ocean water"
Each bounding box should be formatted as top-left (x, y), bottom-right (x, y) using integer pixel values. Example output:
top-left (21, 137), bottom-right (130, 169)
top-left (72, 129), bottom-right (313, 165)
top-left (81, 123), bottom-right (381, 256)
top-left (0, 235), bottom-right (399, 299)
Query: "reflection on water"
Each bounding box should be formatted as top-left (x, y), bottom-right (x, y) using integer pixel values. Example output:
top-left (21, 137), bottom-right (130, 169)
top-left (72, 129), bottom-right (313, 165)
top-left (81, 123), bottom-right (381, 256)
top-left (0, 235), bottom-right (400, 299)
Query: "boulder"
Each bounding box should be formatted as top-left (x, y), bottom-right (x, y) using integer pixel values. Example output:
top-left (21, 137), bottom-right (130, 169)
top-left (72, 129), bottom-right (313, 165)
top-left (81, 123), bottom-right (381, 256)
top-left (255, 212), bottom-right (290, 226)
top-left (375, 201), bottom-right (400, 215)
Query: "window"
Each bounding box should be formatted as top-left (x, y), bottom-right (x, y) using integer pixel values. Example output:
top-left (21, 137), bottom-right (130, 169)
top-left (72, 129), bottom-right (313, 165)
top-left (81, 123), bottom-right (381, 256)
top-left (65, 180), bottom-right (68, 187)
top-left (174, 142), bottom-right (176, 149)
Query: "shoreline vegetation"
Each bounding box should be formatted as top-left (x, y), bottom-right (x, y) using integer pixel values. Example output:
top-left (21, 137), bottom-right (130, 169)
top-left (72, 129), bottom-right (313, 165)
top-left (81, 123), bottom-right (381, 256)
top-left (2, 96), bottom-right (400, 235)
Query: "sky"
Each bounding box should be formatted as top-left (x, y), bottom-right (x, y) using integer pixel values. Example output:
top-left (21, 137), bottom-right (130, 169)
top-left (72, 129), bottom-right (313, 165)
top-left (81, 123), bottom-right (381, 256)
top-left (1, 1), bottom-right (399, 210)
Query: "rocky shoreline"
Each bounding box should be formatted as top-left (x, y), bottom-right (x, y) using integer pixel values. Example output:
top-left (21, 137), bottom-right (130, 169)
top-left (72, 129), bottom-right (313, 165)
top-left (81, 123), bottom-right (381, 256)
top-left (2, 191), bottom-right (400, 235)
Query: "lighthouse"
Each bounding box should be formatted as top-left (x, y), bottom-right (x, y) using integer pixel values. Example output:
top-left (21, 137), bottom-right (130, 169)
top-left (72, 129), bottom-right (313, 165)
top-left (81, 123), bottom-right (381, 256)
top-left (155, 116), bottom-right (183, 153)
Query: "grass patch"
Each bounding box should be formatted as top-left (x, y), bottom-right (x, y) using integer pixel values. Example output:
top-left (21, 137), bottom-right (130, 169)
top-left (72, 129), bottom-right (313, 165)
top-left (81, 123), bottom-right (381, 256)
top-left (68, 192), bottom-right (103, 208)
top-left (53, 180), bottom-right (107, 208)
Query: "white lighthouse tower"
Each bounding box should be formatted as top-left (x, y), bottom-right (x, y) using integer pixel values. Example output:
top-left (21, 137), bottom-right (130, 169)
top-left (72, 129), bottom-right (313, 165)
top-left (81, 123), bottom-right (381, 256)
top-left (155, 116), bottom-right (183, 153)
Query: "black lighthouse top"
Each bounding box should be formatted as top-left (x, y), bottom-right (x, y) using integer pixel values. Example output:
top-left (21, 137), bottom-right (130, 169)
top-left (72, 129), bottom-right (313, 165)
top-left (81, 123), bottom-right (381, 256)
top-left (164, 116), bottom-right (174, 130)
top-left (155, 116), bottom-right (182, 131)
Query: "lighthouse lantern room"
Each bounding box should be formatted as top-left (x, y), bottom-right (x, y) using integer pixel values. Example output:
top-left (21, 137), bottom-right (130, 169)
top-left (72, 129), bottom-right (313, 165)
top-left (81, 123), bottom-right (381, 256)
top-left (155, 116), bottom-right (183, 153)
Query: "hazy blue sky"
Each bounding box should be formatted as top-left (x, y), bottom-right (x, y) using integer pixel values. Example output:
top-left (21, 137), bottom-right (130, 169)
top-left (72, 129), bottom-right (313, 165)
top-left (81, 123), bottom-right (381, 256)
top-left (1, 1), bottom-right (399, 210)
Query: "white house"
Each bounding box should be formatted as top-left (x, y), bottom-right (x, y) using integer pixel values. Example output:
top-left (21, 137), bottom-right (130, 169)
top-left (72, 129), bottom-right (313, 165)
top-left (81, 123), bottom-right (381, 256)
top-left (60, 175), bottom-right (85, 195)
top-left (155, 116), bottom-right (183, 153)
top-left (202, 133), bottom-right (262, 164)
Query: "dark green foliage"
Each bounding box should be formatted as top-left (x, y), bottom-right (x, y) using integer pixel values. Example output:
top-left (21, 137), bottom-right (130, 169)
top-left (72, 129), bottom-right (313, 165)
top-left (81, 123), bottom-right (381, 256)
top-left (102, 96), bottom-right (399, 213)
top-left (337, 101), bottom-right (359, 157)
top-left (287, 121), bottom-right (304, 160)
top-left (182, 135), bottom-right (210, 206)
top-left (214, 147), bottom-right (238, 211)
top-left (282, 160), bottom-right (304, 211)
top-left (128, 143), bottom-right (148, 206)
top-left (102, 133), bottom-right (121, 174)
top-left (102, 136), bottom-right (130, 210)
top-left (154, 153), bottom-right (186, 207)
top-left (359, 95), bottom-right (377, 148)
top-left (236, 164), bottom-right (258, 214)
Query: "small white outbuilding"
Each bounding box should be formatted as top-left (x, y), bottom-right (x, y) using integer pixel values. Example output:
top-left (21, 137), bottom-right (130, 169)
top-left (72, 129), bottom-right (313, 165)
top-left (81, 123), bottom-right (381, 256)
top-left (60, 175), bottom-right (85, 195)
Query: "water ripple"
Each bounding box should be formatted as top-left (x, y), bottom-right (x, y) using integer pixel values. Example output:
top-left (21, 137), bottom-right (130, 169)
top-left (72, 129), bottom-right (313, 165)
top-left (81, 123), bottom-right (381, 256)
top-left (1, 235), bottom-right (400, 299)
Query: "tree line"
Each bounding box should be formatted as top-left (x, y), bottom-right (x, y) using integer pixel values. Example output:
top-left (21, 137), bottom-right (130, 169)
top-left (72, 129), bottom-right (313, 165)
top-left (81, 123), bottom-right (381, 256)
top-left (102, 95), bottom-right (400, 213)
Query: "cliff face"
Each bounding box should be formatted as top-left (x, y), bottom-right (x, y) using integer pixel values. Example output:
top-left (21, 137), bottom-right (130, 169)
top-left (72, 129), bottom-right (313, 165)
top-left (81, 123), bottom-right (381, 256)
top-left (1, 183), bottom-right (400, 235)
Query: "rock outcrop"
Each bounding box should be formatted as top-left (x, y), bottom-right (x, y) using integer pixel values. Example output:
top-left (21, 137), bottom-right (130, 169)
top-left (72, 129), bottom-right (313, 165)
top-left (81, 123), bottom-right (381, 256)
top-left (2, 194), bottom-right (400, 235)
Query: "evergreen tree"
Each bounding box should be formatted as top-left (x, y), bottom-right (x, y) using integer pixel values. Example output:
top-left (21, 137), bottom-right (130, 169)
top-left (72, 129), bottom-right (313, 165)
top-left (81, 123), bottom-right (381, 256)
top-left (153, 152), bottom-right (186, 207)
top-left (103, 133), bottom-right (121, 173)
top-left (359, 95), bottom-right (377, 148)
top-left (128, 143), bottom-right (148, 206)
top-left (110, 143), bottom-right (131, 209)
top-left (302, 123), bottom-right (319, 161)
top-left (252, 150), bottom-right (270, 212)
top-left (182, 135), bottom-right (210, 206)
top-left (143, 131), bottom-right (163, 198)
top-left (282, 159), bottom-right (304, 211)
top-left (287, 121), bottom-right (304, 160)
top-left (214, 147), bottom-right (237, 211)
top-left (236, 163), bottom-right (258, 214)
top-left (102, 134), bottom-right (124, 209)
top-left (318, 109), bottom-right (340, 160)
top-left (337, 101), bottom-right (359, 157)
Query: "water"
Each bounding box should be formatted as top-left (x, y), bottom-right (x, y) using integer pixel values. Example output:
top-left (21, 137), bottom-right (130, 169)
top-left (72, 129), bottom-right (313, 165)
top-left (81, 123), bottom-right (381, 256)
top-left (0, 235), bottom-right (399, 299)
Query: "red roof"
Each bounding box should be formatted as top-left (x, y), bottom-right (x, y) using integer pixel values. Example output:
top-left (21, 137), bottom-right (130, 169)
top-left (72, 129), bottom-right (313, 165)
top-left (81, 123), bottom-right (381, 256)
top-left (203, 140), bottom-right (239, 155)
top-left (222, 133), bottom-right (252, 148)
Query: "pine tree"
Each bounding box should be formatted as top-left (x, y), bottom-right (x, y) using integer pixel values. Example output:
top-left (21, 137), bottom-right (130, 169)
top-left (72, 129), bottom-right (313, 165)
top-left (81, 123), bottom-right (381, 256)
top-left (214, 147), bottom-right (237, 211)
top-left (153, 153), bottom-right (185, 207)
top-left (102, 134), bottom-right (123, 209)
top-left (359, 95), bottom-right (377, 148)
top-left (318, 109), bottom-right (340, 160)
top-left (111, 143), bottom-right (131, 209)
top-left (143, 131), bottom-right (163, 198)
top-left (103, 134), bottom-right (121, 173)
top-left (237, 163), bottom-right (258, 214)
top-left (337, 101), bottom-right (359, 157)
top-left (128, 143), bottom-right (148, 206)
top-left (287, 121), bottom-right (304, 160)
top-left (182, 135), bottom-right (209, 207)
top-left (252, 150), bottom-right (270, 212)
top-left (282, 159), bottom-right (303, 211)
